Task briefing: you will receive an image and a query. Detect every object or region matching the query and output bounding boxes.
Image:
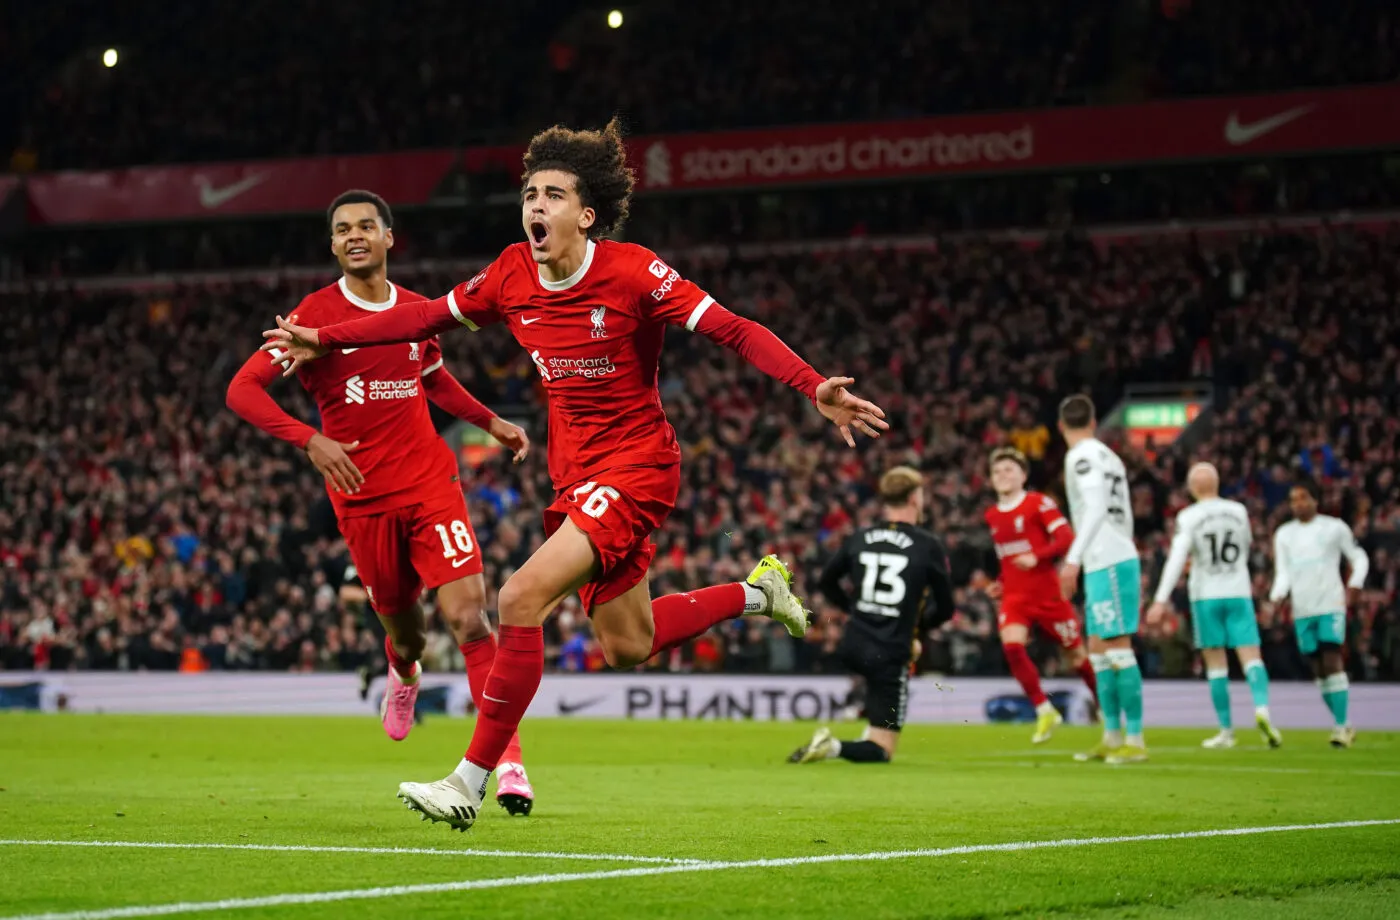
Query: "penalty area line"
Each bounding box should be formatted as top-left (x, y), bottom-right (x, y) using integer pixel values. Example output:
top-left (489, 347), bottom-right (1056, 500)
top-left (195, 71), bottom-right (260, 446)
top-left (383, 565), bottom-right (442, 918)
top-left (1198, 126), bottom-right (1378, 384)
top-left (4, 819), bottom-right (1399, 920)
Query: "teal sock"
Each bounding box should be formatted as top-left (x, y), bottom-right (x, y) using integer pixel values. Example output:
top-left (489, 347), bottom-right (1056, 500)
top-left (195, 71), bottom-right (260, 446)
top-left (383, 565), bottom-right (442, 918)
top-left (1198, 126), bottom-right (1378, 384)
top-left (1108, 648), bottom-right (1144, 738)
top-left (1092, 655), bottom-right (1121, 733)
top-left (1322, 673), bottom-right (1350, 726)
top-left (1206, 668), bottom-right (1232, 729)
top-left (1244, 660), bottom-right (1270, 711)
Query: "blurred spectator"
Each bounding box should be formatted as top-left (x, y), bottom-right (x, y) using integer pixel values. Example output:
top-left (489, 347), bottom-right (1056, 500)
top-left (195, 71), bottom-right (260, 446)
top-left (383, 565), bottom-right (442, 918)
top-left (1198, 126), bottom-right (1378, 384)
top-left (2, 225), bottom-right (1399, 682)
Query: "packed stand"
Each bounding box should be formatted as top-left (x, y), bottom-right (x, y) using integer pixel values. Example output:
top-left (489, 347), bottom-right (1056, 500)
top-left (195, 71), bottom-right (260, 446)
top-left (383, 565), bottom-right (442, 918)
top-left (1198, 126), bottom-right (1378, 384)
top-left (2, 229), bottom-right (1399, 682)
top-left (11, 0), bottom-right (1396, 172)
top-left (7, 153), bottom-right (1400, 284)
top-left (1145, 0), bottom-right (1400, 98)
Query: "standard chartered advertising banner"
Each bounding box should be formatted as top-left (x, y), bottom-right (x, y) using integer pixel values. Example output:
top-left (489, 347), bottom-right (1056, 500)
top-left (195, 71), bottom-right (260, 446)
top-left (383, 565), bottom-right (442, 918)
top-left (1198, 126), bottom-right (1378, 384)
top-left (3, 672), bottom-right (1398, 729)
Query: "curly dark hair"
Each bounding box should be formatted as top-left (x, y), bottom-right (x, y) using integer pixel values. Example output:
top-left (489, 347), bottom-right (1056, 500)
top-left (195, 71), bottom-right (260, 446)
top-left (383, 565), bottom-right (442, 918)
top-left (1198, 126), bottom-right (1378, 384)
top-left (521, 117), bottom-right (634, 239)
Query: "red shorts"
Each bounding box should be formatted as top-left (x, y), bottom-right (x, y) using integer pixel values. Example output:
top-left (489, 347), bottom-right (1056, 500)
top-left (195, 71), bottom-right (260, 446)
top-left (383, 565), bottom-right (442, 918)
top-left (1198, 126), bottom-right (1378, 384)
top-left (339, 489), bottom-right (481, 616)
top-left (998, 599), bottom-right (1083, 650)
top-left (543, 464), bottom-right (681, 613)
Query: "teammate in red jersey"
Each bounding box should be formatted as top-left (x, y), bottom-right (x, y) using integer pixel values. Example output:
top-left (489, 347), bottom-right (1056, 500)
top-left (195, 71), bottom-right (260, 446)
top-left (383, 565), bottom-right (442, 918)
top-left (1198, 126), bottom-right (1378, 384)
top-left (983, 446), bottom-right (1098, 744)
top-left (263, 120), bottom-right (888, 831)
top-left (226, 190), bottom-right (538, 815)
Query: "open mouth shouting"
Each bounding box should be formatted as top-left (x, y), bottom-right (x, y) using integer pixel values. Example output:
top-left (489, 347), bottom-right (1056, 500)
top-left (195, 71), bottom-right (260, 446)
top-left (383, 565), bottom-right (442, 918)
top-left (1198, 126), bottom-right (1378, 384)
top-left (528, 219), bottom-right (549, 251)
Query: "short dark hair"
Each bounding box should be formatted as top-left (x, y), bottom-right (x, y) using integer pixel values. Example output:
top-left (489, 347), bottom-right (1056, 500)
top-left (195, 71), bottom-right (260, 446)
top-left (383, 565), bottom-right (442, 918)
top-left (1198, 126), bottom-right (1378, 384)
top-left (327, 189), bottom-right (393, 233)
top-left (522, 117), bottom-right (634, 239)
top-left (878, 466), bottom-right (923, 508)
top-left (989, 446), bottom-right (1029, 474)
top-left (1292, 478), bottom-right (1322, 502)
top-left (1058, 394), bottom-right (1096, 430)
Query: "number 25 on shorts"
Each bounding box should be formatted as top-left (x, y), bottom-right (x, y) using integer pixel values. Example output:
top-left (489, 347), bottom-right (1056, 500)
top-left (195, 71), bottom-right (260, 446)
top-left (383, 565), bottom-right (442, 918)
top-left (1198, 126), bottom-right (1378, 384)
top-left (571, 482), bottom-right (621, 519)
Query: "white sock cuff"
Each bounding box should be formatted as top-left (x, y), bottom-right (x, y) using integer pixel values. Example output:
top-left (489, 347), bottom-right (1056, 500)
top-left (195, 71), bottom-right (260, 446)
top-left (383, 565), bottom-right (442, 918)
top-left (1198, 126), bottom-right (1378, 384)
top-left (1244, 659), bottom-right (1266, 674)
top-left (1089, 653), bottom-right (1112, 672)
top-left (1205, 668), bottom-right (1229, 680)
top-left (1106, 648), bottom-right (1138, 669)
top-left (741, 583), bottom-right (766, 613)
top-left (1323, 673), bottom-right (1350, 692)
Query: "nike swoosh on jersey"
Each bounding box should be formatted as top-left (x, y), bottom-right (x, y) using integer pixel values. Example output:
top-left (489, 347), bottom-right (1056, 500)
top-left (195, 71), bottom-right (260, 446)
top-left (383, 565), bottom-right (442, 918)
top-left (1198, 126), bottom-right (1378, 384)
top-left (450, 556), bottom-right (475, 568)
top-left (1223, 105), bottom-right (1316, 146)
top-left (341, 348), bottom-right (360, 354)
top-left (195, 173), bottom-right (268, 209)
top-left (521, 316), bottom-right (542, 325)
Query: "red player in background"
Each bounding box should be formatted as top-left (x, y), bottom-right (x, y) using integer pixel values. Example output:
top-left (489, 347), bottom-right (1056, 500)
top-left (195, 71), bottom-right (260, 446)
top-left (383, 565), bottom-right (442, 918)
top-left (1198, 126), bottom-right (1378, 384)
top-left (263, 119), bottom-right (888, 832)
top-left (984, 446), bottom-right (1098, 743)
top-left (226, 190), bottom-right (538, 815)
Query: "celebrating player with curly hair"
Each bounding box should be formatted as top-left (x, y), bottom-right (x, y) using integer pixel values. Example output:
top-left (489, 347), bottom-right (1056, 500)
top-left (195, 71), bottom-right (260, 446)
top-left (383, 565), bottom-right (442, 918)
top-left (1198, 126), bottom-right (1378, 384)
top-left (262, 119), bottom-right (889, 831)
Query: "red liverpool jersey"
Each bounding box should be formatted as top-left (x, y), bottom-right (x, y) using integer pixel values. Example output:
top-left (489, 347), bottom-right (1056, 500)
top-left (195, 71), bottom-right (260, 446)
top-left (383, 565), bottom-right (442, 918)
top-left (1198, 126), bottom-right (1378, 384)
top-left (983, 491), bottom-right (1074, 608)
top-left (320, 239), bottom-right (824, 491)
top-left (279, 278), bottom-right (458, 517)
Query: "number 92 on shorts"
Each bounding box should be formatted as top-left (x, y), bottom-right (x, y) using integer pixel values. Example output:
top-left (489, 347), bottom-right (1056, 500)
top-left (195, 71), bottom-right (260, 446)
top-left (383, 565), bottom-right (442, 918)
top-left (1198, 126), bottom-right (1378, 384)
top-left (544, 464), bottom-right (682, 613)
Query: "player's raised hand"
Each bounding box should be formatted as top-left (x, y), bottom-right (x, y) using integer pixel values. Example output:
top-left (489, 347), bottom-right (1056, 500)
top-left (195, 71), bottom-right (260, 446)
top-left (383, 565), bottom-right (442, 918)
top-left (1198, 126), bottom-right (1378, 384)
top-left (305, 433), bottom-right (364, 494)
top-left (488, 417), bottom-right (531, 463)
top-left (814, 376), bottom-right (889, 448)
top-left (261, 315), bottom-right (328, 377)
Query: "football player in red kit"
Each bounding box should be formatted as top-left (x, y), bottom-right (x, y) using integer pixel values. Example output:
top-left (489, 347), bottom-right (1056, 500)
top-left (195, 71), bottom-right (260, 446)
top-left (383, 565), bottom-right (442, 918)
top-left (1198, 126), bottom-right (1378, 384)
top-left (983, 447), bottom-right (1098, 743)
top-left (263, 120), bottom-right (888, 831)
top-left (226, 190), bottom-right (537, 815)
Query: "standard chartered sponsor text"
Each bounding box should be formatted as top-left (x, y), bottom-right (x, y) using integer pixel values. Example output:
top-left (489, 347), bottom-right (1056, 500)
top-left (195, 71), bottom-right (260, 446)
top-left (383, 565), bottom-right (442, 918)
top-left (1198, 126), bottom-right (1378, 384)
top-left (679, 125), bottom-right (1034, 183)
top-left (368, 379), bottom-right (420, 400)
top-left (547, 355), bottom-right (617, 379)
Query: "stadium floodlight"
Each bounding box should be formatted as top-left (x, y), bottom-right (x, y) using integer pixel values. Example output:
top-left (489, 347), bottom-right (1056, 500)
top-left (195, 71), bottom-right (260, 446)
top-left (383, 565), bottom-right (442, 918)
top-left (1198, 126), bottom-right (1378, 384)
top-left (103, 48), bottom-right (119, 68)
top-left (607, 9), bottom-right (623, 28)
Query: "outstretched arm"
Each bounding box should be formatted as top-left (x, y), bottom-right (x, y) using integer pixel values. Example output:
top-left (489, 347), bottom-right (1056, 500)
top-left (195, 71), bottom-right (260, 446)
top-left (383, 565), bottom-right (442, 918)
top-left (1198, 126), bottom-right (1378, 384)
top-left (225, 350), bottom-right (365, 494)
top-left (692, 302), bottom-right (888, 447)
top-left (263, 261), bottom-right (505, 375)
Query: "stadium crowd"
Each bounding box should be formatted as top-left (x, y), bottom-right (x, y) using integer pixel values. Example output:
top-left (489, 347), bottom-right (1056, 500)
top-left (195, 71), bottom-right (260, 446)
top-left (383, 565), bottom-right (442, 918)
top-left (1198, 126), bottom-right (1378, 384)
top-left (6, 153), bottom-right (1400, 285)
top-left (2, 226), bottom-right (1398, 682)
top-left (7, 0), bottom-right (1397, 171)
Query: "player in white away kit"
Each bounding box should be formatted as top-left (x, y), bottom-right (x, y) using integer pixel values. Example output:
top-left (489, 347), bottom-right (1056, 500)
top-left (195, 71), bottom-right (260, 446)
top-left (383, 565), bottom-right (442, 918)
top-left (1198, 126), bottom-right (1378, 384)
top-left (1057, 396), bottom-right (1147, 765)
top-left (1269, 480), bottom-right (1369, 748)
top-left (1147, 463), bottom-right (1282, 749)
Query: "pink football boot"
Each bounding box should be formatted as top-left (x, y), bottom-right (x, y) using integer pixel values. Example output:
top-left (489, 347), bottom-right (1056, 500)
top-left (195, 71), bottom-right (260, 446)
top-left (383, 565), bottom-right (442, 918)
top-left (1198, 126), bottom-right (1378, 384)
top-left (380, 661), bottom-right (421, 741)
top-left (495, 761), bottom-right (534, 816)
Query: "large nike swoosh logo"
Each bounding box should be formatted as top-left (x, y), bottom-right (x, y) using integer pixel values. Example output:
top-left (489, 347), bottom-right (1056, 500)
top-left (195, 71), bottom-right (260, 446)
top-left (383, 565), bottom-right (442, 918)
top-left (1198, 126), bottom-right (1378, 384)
top-left (196, 173), bottom-right (268, 209)
top-left (341, 348), bottom-right (360, 354)
top-left (1223, 105), bottom-right (1316, 146)
top-left (557, 695), bottom-right (606, 715)
top-left (521, 316), bottom-right (541, 325)
top-left (450, 556), bottom-right (475, 568)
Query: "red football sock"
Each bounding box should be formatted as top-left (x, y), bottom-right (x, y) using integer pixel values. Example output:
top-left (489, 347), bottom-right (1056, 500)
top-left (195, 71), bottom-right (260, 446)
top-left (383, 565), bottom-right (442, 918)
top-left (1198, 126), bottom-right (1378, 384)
top-left (464, 625), bottom-right (543, 770)
top-left (1076, 657), bottom-right (1098, 700)
top-left (384, 634), bottom-right (417, 680)
top-left (459, 636), bottom-right (524, 766)
top-left (1004, 642), bottom-right (1047, 706)
top-left (649, 583), bottom-right (747, 658)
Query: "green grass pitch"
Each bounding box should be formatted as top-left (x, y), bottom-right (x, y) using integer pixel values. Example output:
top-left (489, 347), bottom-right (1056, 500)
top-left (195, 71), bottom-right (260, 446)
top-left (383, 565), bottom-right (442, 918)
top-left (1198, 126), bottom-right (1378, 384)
top-left (1, 713), bottom-right (1398, 919)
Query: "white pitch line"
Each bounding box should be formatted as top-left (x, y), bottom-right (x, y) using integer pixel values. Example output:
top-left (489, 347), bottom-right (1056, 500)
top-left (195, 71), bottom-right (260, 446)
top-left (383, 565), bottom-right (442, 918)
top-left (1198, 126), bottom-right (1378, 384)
top-left (0, 840), bottom-right (696, 866)
top-left (5, 819), bottom-right (1398, 920)
top-left (971, 760), bottom-right (1400, 778)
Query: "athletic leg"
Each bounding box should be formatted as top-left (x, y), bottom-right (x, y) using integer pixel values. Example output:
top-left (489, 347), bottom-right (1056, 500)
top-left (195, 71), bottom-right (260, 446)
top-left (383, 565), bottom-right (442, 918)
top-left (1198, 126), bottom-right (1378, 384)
top-left (1200, 645), bottom-right (1235, 748)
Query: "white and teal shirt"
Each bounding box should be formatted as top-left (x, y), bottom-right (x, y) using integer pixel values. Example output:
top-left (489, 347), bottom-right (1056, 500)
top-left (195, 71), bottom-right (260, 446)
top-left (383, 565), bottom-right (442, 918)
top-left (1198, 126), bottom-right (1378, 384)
top-left (1269, 515), bottom-right (1369, 619)
top-left (1064, 438), bottom-right (1138, 573)
top-left (1153, 497), bottom-right (1253, 603)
